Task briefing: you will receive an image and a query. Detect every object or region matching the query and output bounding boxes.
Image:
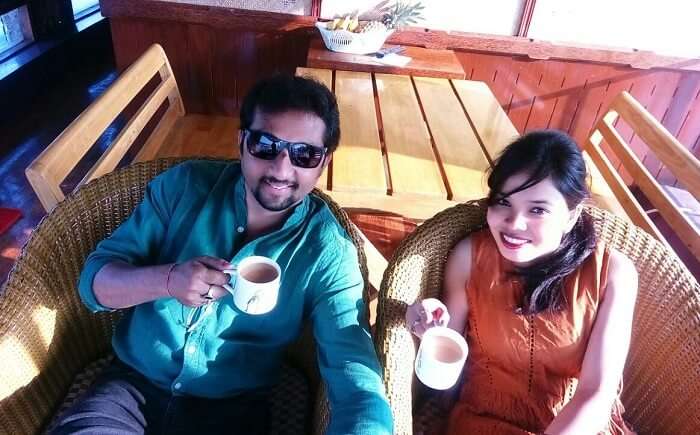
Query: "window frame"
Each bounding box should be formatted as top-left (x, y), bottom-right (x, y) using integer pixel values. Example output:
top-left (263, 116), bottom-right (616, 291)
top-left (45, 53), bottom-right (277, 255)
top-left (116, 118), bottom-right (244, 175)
top-left (0, 3), bottom-right (33, 61)
top-left (0, 0), bottom-right (25, 16)
top-left (72, 0), bottom-right (100, 21)
top-left (0, 0), bottom-right (104, 82)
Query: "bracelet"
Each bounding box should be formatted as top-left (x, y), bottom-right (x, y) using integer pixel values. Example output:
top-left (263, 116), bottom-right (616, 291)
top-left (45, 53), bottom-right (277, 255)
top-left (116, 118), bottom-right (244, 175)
top-left (165, 263), bottom-right (178, 297)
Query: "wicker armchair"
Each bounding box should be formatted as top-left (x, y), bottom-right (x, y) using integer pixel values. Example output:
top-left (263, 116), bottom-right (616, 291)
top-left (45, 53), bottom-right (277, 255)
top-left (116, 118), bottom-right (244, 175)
top-left (375, 200), bottom-right (700, 435)
top-left (0, 158), bottom-right (374, 434)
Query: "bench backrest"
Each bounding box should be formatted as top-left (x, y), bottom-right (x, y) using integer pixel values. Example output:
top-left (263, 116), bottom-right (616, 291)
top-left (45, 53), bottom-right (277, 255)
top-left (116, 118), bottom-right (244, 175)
top-left (584, 90), bottom-right (700, 263)
top-left (25, 44), bottom-right (185, 212)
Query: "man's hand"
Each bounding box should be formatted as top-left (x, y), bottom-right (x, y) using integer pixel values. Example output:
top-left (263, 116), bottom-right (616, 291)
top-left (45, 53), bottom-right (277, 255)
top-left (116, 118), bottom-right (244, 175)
top-left (92, 256), bottom-right (234, 310)
top-left (167, 256), bottom-right (232, 307)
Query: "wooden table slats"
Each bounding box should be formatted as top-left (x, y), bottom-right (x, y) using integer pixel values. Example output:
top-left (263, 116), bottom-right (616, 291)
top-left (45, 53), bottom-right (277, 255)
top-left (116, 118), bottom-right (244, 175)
top-left (452, 79), bottom-right (519, 162)
top-left (413, 76), bottom-right (490, 201)
top-left (295, 67), bottom-right (333, 189)
top-left (375, 73), bottom-right (445, 198)
top-left (332, 71), bottom-right (387, 194)
top-left (291, 67), bottom-right (627, 222)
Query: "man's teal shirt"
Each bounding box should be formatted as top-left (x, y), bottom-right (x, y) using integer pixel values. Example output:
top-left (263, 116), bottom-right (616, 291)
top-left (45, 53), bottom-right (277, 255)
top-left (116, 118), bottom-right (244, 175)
top-left (78, 160), bottom-right (393, 434)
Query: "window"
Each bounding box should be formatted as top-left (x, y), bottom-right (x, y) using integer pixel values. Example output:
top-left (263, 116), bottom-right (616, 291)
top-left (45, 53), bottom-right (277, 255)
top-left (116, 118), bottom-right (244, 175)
top-left (321, 0), bottom-right (526, 36)
top-left (0, 5), bottom-right (33, 57)
top-left (528, 0), bottom-right (700, 57)
top-left (71, 0), bottom-right (100, 19)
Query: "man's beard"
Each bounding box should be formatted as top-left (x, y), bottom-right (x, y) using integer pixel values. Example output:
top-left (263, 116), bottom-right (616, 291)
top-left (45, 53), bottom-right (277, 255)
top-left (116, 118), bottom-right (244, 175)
top-left (252, 176), bottom-right (300, 212)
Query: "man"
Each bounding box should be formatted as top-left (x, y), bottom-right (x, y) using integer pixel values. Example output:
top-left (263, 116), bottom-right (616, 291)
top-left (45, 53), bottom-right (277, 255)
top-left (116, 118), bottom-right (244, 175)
top-left (52, 75), bottom-right (393, 434)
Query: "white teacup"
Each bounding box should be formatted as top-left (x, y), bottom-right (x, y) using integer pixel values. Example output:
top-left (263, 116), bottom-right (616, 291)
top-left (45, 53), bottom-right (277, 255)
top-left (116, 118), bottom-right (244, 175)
top-left (414, 326), bottom-right (468, 390)
top-left (223, 256), bottom-right (280, 315)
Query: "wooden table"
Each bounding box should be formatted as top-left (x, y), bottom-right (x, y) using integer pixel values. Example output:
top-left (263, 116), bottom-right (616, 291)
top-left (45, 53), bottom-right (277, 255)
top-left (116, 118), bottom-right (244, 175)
top-left (296, 66), bottom-right (627, 222)
top-left (306, 39), bottom-right (466, 80)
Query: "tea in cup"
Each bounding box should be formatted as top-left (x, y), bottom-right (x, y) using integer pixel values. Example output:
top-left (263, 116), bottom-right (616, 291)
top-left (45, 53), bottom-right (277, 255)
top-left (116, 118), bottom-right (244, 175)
top-left (223, 256), bottom-right (280, 315)
top-left (414, 326), bottom-right (468, 390)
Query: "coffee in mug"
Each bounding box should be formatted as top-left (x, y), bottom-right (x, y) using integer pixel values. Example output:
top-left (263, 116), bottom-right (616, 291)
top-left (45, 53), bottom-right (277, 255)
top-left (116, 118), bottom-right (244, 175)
top-left (414, 326), bottom-right (468, 390)
top-left (425, 335), bottom-right (464, 363)
top-left (223, 256), bottom-right (281, 315)
top-left (239, 263), bottom-right (278, 284)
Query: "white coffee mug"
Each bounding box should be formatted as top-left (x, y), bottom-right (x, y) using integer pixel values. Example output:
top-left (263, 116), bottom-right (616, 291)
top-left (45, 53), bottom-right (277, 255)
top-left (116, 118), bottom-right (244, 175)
top-left (223, 256), bottom-right (280, 315)
top-left (414, 326), bottom-right (468, 390)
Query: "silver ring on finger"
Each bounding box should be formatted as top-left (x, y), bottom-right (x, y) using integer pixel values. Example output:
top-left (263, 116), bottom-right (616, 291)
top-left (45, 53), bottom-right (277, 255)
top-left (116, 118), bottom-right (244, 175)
top-left (411, 319), bottom-right (420, 331)
top-left (204, 284), bottom-right (214, 301)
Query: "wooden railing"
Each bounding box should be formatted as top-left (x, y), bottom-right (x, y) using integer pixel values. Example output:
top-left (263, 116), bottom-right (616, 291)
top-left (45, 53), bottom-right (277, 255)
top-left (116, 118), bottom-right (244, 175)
top-left (584, 91), bottom-right (700, 261)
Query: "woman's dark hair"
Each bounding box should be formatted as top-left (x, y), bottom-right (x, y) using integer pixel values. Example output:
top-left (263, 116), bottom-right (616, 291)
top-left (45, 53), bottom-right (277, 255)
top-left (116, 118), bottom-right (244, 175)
top-left (486, 129), bottom-right (596, 315)
top-left (239, 74), bottom-right (341, 153)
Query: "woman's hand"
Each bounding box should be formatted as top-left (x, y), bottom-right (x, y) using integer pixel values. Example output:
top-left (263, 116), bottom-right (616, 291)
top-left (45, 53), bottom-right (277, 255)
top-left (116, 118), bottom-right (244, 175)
top-left (405, 298), bottom-right (450, 338)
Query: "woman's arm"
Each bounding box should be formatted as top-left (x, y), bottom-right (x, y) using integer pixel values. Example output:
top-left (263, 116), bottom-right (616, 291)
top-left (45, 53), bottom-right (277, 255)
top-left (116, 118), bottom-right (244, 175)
top-left (442, 237), bottom-right (472, 334)
top-left (406, 237), bottom-right (473, 337)
top-left (544, 249), bottom-right (638, 435)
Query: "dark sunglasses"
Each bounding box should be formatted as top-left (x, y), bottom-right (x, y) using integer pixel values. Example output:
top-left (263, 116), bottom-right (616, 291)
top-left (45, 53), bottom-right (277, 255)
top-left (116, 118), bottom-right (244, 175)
top-left (242, 128), bottom-right (327, 169)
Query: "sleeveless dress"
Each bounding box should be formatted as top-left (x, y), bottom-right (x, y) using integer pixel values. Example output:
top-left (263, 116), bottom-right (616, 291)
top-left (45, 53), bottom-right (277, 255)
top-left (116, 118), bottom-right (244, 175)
top-left (445, 229), bottom-right (632, 435)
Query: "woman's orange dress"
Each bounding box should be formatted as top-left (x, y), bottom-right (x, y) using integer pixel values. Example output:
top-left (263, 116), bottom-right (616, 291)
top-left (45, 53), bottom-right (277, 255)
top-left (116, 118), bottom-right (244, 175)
top-left (445, 229), bottom-right (632, 434)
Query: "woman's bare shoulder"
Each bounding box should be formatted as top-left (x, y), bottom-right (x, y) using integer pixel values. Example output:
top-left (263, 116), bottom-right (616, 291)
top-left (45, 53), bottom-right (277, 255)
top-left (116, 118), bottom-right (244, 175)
top-left (604, 248), bottom-right (638, 299)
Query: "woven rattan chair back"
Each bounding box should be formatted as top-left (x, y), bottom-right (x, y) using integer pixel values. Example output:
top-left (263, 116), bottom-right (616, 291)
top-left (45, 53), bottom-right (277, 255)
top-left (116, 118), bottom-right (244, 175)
top-left (376, 200), bottom-right (700, 435)
top-left (0, 158), bottom-right (370, 434)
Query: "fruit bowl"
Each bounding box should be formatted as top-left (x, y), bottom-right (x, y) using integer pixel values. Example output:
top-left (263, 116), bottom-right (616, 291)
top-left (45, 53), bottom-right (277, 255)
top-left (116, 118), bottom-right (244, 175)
top-left (315, 21), bottom-right (394, 55)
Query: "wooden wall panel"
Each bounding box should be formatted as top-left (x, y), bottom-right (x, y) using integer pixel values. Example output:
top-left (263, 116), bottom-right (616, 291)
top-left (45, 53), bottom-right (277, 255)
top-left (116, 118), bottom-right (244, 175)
top-left (455, 50), bottom-right (700, 187)
top-left (110, 19), bottom-right (311, 115)
top-left (110, 18), bottom-right (215, 113)
top-left (659, 75), bottom-right (700, 185)
top-left (678, 105), bottom-right (700, 162)
top-left (211, 31), bottom-right (242, 115)
top-left (210, 29), bottom-right (309, 114)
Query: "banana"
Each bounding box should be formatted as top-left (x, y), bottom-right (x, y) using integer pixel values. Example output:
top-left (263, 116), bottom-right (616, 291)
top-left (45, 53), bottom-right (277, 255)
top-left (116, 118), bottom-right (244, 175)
top-left (339, 15), bottom-right (351, 31)
top-left (348, 16), bottom-right (360, 32)
top-left (327, 18), bottom-right (341, 30)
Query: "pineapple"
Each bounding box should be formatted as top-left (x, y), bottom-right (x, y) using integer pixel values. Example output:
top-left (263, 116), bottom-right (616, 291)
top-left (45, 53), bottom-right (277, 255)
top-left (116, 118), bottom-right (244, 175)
top-left (381, 1), bottom-right (425, 30)
top-left (322, 2), bottom-right (423, 34)
top-left (359, 20), bottom-right (388, 34)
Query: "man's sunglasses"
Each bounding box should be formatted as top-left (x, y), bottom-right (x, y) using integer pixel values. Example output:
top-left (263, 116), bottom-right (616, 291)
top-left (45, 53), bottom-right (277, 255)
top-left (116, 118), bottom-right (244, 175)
top-left (242, 128), bottom-right (327, 169)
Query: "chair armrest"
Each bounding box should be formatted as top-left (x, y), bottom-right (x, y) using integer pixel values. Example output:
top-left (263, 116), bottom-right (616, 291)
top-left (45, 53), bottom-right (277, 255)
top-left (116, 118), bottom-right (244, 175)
top-left (375, 200), bottom-right (487, 434)
top-left (0, 204), bottom-right (119, 433)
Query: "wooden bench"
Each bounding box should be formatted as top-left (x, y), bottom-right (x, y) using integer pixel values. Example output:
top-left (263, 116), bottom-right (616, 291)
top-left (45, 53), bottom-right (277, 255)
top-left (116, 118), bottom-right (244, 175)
top-left (584, 91), bottom-right (700, 262)
top-left (25, 44), bottom-right (238, 212)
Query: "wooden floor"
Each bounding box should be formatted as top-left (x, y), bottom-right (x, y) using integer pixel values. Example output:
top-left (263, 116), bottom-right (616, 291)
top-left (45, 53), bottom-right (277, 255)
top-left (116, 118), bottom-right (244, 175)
top-left (154, 114), bottom-right (239, 160)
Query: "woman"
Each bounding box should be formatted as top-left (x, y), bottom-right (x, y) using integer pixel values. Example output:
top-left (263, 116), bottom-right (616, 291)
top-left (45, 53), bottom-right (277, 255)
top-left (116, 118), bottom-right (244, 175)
top-left (407, 130), bottom-right (637, 435)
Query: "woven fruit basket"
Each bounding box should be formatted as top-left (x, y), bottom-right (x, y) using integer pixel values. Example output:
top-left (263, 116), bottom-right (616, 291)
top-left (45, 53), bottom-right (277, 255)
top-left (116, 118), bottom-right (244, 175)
top-left (315, 21), bottom-right (394, 55)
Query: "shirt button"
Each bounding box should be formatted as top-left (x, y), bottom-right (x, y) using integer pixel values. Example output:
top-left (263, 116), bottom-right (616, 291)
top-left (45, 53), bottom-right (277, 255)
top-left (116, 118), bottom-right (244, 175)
top-left (174, 382), bottom-right (182, 390)
top-left (236, 226), bottom-right (245, 233)
top-left (187, 345), bottom-right (196, 354)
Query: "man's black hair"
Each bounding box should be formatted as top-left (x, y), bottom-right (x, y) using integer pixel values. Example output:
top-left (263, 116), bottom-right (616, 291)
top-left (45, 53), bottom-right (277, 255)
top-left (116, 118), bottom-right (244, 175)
top-left (240, 74), bottom-right (341, 153)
